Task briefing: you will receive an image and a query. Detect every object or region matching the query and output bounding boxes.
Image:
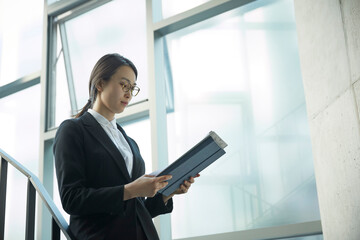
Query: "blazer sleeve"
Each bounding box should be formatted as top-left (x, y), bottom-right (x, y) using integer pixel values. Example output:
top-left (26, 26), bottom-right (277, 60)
top-left (54, 119), bottom-right (126, 216)
top-left (127, 137), bottom-right (174, 218)
top-left (144, 193), bottom-right (173, 218)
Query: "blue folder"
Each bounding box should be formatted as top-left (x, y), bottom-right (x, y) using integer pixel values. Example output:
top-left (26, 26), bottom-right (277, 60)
top-left (152, 131), bottom-right (228, 196)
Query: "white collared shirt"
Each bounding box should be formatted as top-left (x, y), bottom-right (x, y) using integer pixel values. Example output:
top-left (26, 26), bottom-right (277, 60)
top-left (88, 109), bottom-right (133, 177)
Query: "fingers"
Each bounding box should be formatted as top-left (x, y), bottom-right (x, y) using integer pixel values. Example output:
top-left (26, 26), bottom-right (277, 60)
top-left (157, 175), bottom-right (172, 182)
top-left (180, 184), bottom-right (188, 193)
top-left (157, 180), bottom-right (169, 191)
top-left (154, 175), bottom-right (171, 192)
top-left (144, 174), bottom-right (155, 177)
top-left (183, 180), bottom-right (191, 188)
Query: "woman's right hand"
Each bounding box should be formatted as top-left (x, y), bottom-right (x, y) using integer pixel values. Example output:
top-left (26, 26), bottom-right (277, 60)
top-left (123, 174), bottom-right (172, 200)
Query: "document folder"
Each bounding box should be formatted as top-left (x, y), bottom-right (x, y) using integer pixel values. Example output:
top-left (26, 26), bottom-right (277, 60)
top-left (152, 131), bottom-right (228, 196)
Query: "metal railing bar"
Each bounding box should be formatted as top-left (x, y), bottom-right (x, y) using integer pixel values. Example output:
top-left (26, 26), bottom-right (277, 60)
top-left (0, 157), bottom-right (8, 240)
top-left (25, 180), bottom-right (36, 240)
top-left (52, 218), bottom-right (61, 240)
top-left (29, 176), bottom-right (72, 239)
top-left (0, 149), bottom-right (72, 239)
top-left (0, 149), bottom-right (32, 178)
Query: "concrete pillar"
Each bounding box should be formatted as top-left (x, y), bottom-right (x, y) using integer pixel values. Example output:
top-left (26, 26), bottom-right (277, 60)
top-left (293, 0), bottom-right (360, 239)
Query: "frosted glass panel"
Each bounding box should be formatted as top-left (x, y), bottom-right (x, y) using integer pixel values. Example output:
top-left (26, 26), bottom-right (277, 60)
top-left (122, 118), bottom-right (152, 173)
top-left (53, 0), bottom-right (148, 128)
top-left (165, 0), bottom-right (320, 238)
top-left (0, 0), bottom-right (43, 86)
top-left (0, 85), bottom-right (41, 239)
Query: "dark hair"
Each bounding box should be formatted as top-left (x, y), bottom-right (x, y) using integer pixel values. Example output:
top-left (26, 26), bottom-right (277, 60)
top-left (75, 53), bottom-right (138, 118)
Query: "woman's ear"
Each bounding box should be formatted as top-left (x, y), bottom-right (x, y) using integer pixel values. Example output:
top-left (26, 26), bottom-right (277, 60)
top-left (96, 80), bottom-right (104, 92)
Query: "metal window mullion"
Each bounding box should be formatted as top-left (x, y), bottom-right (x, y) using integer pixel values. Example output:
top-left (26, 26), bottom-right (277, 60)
top-left (162, 38), bottom-right (175, 113)
top-left (25, 180), bottom-right (36, 240)
top-left (46, 16), bottom-right (57, 130)
top-left (48, 0), bottom-right (89, 17)
top-left (0, 72), bottom-right (41, 99)
top-left (0, 157), bottom-right (8, 240)
top-left (59, 23), bottom-right (78, 115)
top-left (147, 0), bottom-right (172, 239)
top-left (153, 0), bottom-right (256, 36)
top-left (55, 0), bottom-right (112, 23)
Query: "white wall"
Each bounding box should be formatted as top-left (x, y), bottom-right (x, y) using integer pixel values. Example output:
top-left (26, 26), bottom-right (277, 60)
top-left (294, 0), bottom-right (360, 239)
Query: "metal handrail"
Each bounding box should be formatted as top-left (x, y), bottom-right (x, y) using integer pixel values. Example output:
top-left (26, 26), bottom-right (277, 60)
top-left (0, 148), bottom-right (73, 240)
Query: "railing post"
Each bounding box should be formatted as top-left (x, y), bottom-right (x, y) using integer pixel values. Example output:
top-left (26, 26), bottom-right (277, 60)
top-left (52, 218), bottom-right (60, 240)
top-left (0, 156), bottom-right (8, 240)
top-left (25, 180), bottom-right (36, 240)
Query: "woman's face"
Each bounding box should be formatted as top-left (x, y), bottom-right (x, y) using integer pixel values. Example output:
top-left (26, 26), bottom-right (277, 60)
top-left (96, 65), bottom-right (136, 118)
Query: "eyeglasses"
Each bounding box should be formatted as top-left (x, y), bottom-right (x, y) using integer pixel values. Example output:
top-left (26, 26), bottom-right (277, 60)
top-left (120, 82), bottom-right (140, 96)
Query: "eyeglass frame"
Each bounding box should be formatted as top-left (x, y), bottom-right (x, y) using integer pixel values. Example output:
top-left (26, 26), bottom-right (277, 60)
top-left (119, 82), bottom-right (140, 96)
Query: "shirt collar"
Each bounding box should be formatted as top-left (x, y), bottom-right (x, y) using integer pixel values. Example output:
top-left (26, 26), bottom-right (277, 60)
top-left (88, 109), bottom-right (117, 129)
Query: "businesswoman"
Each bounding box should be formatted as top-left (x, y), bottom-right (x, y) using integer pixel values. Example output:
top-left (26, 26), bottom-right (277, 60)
top-left (53, 53), bottom-right (198, 240)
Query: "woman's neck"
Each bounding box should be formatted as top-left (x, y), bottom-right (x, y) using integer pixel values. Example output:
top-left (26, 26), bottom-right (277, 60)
top-left (92, 101), bottom-right (115, 122)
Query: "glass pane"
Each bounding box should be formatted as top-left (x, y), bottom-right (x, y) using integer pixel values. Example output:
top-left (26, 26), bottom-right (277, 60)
top-left (55, 35), bottom-right (72, 127)
top-left (0, 0), bottom-right (43, 86)
top-left (0, 85), bottom-right (41, 239)
top-left (159, 0), bottom-right (211, 21)
top-left (165, 0), bottom-right (320, 238)
top-left (53, 0), bottom-right (148, 128)
top-left (122, 118), bottom-right (152, 173)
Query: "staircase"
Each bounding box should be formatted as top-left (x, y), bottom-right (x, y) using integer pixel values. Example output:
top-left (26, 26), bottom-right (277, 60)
top-left (0, 149), bottom-right (73, 240)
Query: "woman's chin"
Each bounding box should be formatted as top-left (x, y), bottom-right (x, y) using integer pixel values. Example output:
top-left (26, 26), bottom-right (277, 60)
top-left (115, 108), bottom-right (125, 114)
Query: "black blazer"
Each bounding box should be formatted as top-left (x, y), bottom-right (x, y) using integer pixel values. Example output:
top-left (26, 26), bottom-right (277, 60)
top-left (53, 112), bottom-right (173, 240)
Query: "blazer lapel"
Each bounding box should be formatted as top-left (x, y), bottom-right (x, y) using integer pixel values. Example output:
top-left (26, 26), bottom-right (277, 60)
top-left (81, 112), bottom-right (131, 182)
top-left (117, 124), bottom-right (141, 180)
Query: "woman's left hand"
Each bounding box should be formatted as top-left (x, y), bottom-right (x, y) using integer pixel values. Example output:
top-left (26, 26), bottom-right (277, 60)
top-left (162, 174), bottom-right (200, 203)
top-left (173, 173), bottom-right (200, 195)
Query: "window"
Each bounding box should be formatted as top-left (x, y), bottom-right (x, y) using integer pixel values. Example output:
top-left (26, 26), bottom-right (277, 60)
top-left (164, 0), bottom-right (320, 238)
top-left (41, 0), bottom-right (322, 239)
top-left (51, 0), bottom-right (148, 128)
top-left (0, 0), bottom-right (43, 86)
top-left (0, 85), bottom-right (41, 239)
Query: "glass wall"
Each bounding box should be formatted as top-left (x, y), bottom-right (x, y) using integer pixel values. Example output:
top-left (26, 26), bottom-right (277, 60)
top-left (52, 0), bottom-right (148, 128)
top-left (165, 0), bottom-right (319, 238)
top-left (0, 0), bottom-right (43, 86)
top-left (0, 0), bottom-right (321, 239)
top-left (39, 0), bottom-right (322, 239)
top-left (122, 118), bottom-right (153, 173)
top-left (0, 85), bottom-right (41, 239)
